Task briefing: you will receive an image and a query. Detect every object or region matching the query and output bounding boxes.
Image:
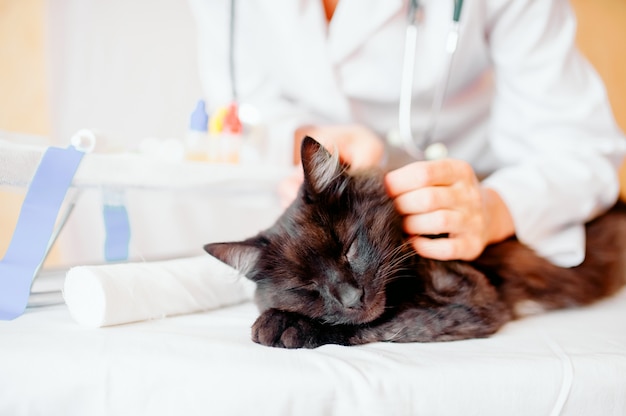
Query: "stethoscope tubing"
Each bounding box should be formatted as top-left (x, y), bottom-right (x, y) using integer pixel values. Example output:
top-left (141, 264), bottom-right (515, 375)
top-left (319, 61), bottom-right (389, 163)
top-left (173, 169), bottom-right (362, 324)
top-left (229, 0), bottom-right (238, 102)
top-left (399, 0), bottom-right (464, 160)
top-left (227, 0), bottom-right (464, 160)
top-left (398, 20), bottom-right (419, 158)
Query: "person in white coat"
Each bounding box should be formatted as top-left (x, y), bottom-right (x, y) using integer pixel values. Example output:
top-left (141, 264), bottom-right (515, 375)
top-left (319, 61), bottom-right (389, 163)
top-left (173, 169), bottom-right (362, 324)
top-left (189, 0), bottom-right (626, 267)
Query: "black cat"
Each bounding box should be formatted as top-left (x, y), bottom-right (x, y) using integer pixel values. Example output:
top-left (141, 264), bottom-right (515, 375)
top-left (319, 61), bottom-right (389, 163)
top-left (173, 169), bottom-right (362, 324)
top-left (205, 136), bottom-right (626, 348)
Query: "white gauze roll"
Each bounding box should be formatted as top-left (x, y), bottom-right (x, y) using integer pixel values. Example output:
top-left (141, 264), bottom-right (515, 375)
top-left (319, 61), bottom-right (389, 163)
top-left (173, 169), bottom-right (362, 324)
top-left (63, 255), bottom-right (255, 327)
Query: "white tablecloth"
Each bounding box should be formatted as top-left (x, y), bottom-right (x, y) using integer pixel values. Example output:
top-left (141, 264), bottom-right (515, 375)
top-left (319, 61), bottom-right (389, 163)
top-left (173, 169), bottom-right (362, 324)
top-left (2, 276), bottom-right (625, 416)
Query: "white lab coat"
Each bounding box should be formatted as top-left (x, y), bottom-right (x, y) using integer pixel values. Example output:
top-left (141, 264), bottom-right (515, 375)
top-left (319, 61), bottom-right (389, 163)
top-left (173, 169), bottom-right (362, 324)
top-left (189, 0), bottom-right (626, 267)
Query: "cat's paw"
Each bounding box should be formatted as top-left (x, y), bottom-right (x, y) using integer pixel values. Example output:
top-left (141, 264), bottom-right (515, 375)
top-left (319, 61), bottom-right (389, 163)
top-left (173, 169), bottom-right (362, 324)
top-left (251, 309), bottom-right (322, 349)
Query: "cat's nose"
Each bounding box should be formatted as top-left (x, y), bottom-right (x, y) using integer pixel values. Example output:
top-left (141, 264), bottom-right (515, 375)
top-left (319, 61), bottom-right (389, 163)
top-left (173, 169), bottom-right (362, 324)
top-left (338, 284), bottom-right (363, 309)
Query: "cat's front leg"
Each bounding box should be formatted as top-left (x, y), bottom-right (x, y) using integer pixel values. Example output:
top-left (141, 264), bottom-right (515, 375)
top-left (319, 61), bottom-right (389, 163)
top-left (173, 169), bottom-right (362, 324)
top-left (348, 303), bottom-right (510, 344)
top-left (346, 261), bottom-right (513, 344)
top-left (252, 309), bottom-right (355, 348)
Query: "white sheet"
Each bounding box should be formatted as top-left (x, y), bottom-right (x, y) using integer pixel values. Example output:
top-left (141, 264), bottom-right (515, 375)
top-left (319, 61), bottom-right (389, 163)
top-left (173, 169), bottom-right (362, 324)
top-left (1, 274), bottom-right (625, 416)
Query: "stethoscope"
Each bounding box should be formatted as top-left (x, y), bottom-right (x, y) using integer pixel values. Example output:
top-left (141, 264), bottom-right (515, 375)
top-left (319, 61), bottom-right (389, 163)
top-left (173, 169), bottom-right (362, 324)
top-left (398, 0), bottom-right (465, 160)
top-left (227, 0), bottom-right (465, 161)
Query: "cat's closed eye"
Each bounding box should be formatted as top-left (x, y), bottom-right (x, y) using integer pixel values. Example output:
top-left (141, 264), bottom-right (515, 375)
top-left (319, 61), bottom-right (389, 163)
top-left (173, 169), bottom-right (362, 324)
top-left (345, 241), bottom-right (358, 263)
top-left (345, 238), bottom-right (370, 275)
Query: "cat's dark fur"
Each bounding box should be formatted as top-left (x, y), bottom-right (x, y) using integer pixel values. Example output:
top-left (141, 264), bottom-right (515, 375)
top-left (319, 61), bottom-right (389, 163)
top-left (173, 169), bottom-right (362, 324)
top-left (205, 136), bottom-right (626, 348)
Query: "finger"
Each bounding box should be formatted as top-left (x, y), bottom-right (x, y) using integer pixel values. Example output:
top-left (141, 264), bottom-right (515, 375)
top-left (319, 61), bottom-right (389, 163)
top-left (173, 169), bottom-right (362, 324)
top-left (410, 236), bottom-right (479, 261)
top-left (393, 186), bottom-right (454, 215)
top-left (385, 159), bottom-right (470, 197)
top-left (402, 210), bottom-right (460, 236)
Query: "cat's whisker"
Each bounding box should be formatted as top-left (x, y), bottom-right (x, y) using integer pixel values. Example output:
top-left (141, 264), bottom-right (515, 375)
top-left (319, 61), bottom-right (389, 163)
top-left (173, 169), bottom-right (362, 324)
top-left (380, 246), bottom-right (416, 270)
top-left (377, 252), bottom-right (417, 280)
top-left (381, 262), bottom-right (414, 280)
top-left (386, 327), bottom-right (406, 342)
top-left (380, 242), bottom-right (412, 264)
top-left (287, 284), bottom-right (314, 292)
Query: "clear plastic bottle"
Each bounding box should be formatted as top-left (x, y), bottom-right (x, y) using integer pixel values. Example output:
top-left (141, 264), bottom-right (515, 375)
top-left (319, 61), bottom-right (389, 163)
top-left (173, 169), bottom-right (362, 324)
top-left (185, 99), bottom-right (209, 162)
top-left (221, 102), bottom-right (242, 164)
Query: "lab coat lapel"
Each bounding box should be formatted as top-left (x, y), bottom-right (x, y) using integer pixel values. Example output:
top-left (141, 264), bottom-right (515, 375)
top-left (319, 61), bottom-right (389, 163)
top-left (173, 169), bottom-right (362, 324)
top-left (328, 0), bottom-right (404, 62)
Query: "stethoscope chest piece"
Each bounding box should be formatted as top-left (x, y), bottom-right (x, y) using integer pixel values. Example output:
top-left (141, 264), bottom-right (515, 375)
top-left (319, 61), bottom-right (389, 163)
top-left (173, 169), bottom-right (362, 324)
top-left (423, 142), bottom-right (448, 160)
top-left (386, 128), bottom-right (448, 161)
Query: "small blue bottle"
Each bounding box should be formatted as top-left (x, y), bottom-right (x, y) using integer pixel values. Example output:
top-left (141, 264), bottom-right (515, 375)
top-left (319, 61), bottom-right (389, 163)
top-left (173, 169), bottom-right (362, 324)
top-left (185, 99), bottom-right (209, 161)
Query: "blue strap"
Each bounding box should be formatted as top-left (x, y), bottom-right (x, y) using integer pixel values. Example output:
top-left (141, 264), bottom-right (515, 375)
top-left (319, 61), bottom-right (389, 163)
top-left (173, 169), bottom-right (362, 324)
top-left (0, 145), bottom-right (85, 320)
top-left (103, 203), bottom-right (130, 262)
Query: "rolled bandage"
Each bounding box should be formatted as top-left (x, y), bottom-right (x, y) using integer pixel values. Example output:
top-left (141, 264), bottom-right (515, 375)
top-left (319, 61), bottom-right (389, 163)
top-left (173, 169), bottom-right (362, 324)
top-left (63, 255), bottom-right (255, 327)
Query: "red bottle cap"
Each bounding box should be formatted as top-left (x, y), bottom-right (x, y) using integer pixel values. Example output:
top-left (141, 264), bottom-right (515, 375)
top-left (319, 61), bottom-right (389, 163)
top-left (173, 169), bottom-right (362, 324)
top-left (223, 102), bottom-right (242, 134)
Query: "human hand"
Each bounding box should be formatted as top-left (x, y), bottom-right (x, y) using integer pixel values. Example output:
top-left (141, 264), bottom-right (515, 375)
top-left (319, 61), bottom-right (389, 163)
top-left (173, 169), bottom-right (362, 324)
top-left (293, 124), bottom-right (385, 169)
top-left (279, 124), bottom-right (385, 207)
top-left (385, 159), bottom-right (514, 261)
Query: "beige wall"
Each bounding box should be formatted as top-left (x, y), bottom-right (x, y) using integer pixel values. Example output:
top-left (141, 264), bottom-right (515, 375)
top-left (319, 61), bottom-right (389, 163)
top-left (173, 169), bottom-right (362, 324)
top-left (570, 0), bottom-right (626, 200)
top-left (571, 0), bottom-right (626, 131)
top-left (0, 0), bottom-right (49, 135)
top-left (1, 0), bottom-right (626, 262)
top-left (0, 0), bottom-right (55, 262)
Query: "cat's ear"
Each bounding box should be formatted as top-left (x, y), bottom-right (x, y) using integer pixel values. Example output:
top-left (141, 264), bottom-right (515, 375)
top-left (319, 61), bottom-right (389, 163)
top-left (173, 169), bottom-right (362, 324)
top-left (204, 241), bottom-right (262, 279)
top-left (300, 136), bottom-right (343, 195)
